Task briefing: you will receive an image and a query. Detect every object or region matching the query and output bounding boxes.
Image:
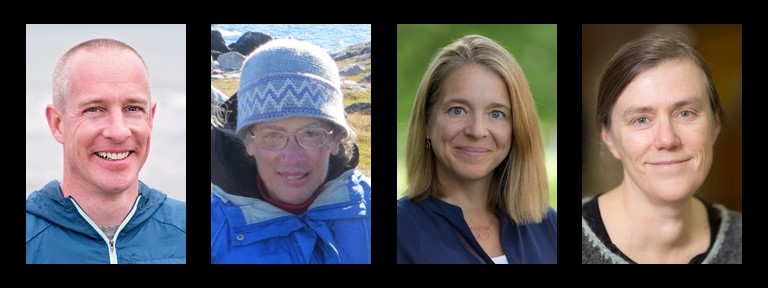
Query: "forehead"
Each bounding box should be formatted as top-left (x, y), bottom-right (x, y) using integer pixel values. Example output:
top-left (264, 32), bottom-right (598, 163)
top-left (439, 64), bottom-right (510, 106)
top-left (253, 117), bottom-right (328, 130)
top-left (68, 50), bottom-right (149, 88)
top-left (613, 58), bottom-right (708, 112)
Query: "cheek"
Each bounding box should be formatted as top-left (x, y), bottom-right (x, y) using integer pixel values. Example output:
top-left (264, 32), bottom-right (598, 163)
top-left (435, 120), bottom-right (463, 140)
top-left (490, 126), bottom-right (512, 148)
top-left (682, 126), bottom-right (715, 153)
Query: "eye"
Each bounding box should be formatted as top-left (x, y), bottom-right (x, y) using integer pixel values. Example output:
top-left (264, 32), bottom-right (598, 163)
top-left (301, 129), bottom-right (323, 138)
top-left (260, 131), bottom-right (285, 139)
top-left (679, 110), bottom-right (693, 118)
top-left (84, 107), bottom-right (100, 114)
top-left (634, 117), bottom-right (649, 125)
top-left (449, 107), bottom-right (466, 116)
top-left (126, 106), bottom-right (143, 112)
top-left (489, 110), bottom-right (505, 120)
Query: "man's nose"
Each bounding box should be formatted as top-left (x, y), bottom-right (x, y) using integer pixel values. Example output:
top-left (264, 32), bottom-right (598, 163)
top-left (102, 111), bottom-right (131, 142)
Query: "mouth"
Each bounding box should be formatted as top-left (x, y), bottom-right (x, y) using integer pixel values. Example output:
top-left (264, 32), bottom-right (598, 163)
top-left (648, 159), bottom-right (691, 166)
top-left (456, 146), bottom-right (490, 156)
top-left (278, 171), bottom-right (310, 185)
top-left (95, 151), bottom-right (134, 161)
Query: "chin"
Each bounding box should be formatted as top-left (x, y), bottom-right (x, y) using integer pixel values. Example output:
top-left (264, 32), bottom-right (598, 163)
top-left (652, 182), bottom-right (698, 203)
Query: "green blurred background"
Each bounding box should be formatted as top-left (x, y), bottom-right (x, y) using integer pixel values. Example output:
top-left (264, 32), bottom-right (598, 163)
top-left (396, 24), bottom-right (558, 210)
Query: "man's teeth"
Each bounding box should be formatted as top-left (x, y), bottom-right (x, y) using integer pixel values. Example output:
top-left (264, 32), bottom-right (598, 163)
top-left (97, 152), bottom-right (130, 160)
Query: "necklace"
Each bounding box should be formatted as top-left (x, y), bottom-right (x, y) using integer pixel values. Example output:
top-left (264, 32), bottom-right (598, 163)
top-left (469, 215), bottom-right (495, 241)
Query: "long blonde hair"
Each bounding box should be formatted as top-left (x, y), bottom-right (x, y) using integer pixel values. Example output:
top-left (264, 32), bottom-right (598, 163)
top-left (404, 34), bottom-right (549, 223)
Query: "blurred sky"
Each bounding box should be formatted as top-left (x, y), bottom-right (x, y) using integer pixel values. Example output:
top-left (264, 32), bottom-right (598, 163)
top-left (396, 24), bottom-right (558, 209)
top-left (26, 24), bottom-right (187, 202)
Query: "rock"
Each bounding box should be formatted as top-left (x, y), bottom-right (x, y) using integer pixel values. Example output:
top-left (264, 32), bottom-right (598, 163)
top-left (356, 53), bottom-right (370, 62)
top-left (230, 32), bottom-right (272, 57)
top-left (210, 50), bottom-right (222, 61)
top-left (211, 30), bottom-right (230, 54)
top-left (340, 64), bottom-right (366, 76)
top-left (218, 52), bottom-right (246, 70)
top-left (345, 102), bottom-right (371, 115)
top-left (359, 74), bottom-right (371, 83)
top-left (331, 41), bottom-right (371, 61)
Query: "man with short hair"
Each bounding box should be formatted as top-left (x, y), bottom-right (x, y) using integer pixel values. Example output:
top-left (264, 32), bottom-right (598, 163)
top-left (26, 38), bottom-right (186, 264)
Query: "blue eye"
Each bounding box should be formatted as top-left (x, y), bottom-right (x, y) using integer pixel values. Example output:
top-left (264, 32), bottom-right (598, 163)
top-left (635, 117), bottom-right (648, 125)
top-left (490, 111), bottom-right (505, 119)
top-left (680, 111), bottom-right (692, 118)
top-left (449, 107), bottom-right (465, 116)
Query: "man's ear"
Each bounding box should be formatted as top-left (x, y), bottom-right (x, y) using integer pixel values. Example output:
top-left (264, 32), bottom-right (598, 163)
top-left (45, 104), bottom-right (65, 144)
top-left (148, 100), bottom-right (157, 130)
top-left (601, 126), bottom-right (620, 160)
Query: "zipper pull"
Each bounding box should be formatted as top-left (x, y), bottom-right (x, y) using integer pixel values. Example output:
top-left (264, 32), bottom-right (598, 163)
top-left (110, 240), bottom-right (115, 253)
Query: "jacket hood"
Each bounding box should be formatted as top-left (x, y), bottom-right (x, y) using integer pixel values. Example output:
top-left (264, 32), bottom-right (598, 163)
top-left (26, 180), bottom-right (168, 239)
top-left (210, 126), bottom-right (359, 198)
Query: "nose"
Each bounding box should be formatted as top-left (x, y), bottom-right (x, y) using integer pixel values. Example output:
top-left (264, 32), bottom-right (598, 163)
top-left (102, 110), bottom-right (131, 142)
top-left (464, 113), bottom-right (489, 139)
top-left (653, 117), bottom-right (681, 150)
top-left (280, 136), bottom-right (306, 164)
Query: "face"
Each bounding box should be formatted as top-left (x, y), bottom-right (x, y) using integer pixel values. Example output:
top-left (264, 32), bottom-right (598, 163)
top-left (46, 50), bottom-right (155, 194)
top-left (427, 64), bottom-right (512, 184)
top-left (602, 58), bottom-right (720, 203)
top-left (245, 117), bottom-right (340, 204)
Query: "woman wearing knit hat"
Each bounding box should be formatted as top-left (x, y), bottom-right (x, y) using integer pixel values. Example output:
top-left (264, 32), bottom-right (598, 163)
top-left (211, 39), bottom-right (370, 264)
top-left (397, 34), bottom-right (557, 264)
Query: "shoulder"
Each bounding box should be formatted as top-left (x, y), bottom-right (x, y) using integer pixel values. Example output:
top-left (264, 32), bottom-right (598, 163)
top-left (710, 204), bottom-right (742, 263)
top-left (346, 170), bottom-right (370, 195)
top-left (141, 184), bottom-right (186, 233)
top-left (397, 197), bottom-right (430, 230)
top-left (26, 212), bottom-right (52, 244)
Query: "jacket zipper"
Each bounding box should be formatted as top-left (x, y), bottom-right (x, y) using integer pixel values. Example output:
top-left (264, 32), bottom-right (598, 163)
top-left (69, 195), bottom-right (142, 264)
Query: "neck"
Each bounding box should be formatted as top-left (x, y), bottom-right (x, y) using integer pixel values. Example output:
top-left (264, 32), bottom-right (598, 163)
top-left (60, 178), bottom-right (138, 227)
top-left (601, 181), bottom-right (709, 263)
top-left (437, 174), bottom-right (493, 220)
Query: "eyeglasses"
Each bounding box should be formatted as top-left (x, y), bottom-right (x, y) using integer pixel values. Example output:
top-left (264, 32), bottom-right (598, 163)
top-left (249, 128), bottom-right (334, 151)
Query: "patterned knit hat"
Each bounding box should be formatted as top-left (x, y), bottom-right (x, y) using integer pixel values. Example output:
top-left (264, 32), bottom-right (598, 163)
top-left (236, 39), bottom-right (349, 138)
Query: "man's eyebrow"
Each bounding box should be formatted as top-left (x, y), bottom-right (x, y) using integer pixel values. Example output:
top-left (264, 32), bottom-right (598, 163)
top-left (75, 96), bottom-right (148, 108)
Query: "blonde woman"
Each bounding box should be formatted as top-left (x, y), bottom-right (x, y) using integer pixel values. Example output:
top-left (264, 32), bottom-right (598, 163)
top-left (397, 34), bottom-right (556, 264)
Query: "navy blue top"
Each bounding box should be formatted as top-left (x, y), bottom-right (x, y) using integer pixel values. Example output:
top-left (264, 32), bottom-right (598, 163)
top-left (397, 196), bottom-right (557, 264)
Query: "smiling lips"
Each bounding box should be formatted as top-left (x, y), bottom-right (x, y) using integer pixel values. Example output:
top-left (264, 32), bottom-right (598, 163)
top-left (95, 151), bottom-right (133, 161)
top-left (648, 159), bottom-right (690, 166)
top-left (456, 146), bottom-right (490, 156)
top-left (278, 171), bottom-right (309, 186)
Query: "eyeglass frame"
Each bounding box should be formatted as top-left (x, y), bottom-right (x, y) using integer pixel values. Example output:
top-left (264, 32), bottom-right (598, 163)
top-left (247, 127), bottom-right (335, 151)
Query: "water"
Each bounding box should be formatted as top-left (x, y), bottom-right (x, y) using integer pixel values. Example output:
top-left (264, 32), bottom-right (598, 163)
top-left (211, 24), bottom-right (371, 53)
top-left (26, 24), bottom-right (187, 202)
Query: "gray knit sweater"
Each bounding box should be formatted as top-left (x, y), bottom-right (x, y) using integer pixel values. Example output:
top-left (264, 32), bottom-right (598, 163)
top-left (582, 197), bottom-right (742, 264)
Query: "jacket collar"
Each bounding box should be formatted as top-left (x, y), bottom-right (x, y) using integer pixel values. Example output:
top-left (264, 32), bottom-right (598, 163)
top-left (26, 180), bottom-right (166, 238)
